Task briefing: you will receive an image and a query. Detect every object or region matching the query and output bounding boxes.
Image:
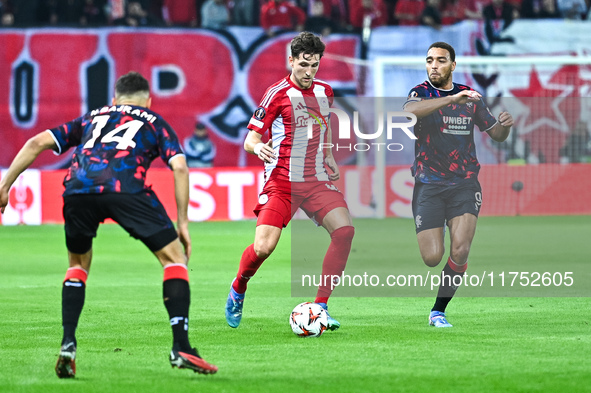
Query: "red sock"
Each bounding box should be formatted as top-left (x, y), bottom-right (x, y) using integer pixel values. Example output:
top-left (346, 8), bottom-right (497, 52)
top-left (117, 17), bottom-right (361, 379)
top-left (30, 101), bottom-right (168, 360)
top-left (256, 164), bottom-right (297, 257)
top-left (64, 267), bottom-right (88, 284)
top-left (447, 256), bottom-right (467, 273)
top-left (232, 244), bottom-right (265, 294)
top-left (163, 263), bottom-right (189, 282)
top-left (315, 226), bottom-right (355, 304)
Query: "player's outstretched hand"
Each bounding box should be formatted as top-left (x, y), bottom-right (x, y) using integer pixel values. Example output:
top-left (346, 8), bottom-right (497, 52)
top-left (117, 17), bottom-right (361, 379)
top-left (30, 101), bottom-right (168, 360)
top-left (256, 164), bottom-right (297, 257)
top-left (325, 155), bottom-right (340, 181)
top-left (498, 111), bottom-right (514, 128)
top-left (453, 89), bottom-right (481, 104)
top-left (178, 224), bottom-right (192, 261)
top-left (255, 140), bottom-right (276, 163)
top-left (0, 187), bottom-right (8, 214)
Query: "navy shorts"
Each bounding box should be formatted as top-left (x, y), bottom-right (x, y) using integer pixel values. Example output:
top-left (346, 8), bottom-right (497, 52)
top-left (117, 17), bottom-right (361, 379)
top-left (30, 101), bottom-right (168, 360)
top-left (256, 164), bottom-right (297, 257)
top-left (412, 180), bottom-right (482, 233)
top-left (63, 190), bottom-right (178, 254)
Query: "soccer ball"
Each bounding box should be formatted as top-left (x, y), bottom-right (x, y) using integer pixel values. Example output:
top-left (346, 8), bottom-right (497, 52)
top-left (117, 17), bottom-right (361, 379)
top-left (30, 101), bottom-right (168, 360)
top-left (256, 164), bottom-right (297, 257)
top-left (289, 302), bottom-right (328, 337)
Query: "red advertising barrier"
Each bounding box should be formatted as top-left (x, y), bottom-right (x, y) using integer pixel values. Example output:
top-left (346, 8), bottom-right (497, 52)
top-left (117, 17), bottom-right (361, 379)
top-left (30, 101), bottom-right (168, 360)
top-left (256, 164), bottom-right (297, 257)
top-left (1, 164), bottom-right (589, 225)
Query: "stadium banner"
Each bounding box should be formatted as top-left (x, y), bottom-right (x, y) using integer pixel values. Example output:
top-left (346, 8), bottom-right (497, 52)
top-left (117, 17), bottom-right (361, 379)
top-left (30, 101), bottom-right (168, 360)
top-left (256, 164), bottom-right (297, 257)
top-left (1, 22), bottom-right (590, 170)
top-left (0, 28), bottom-right (359, 170)
top-left (1, 164), bottom-right (590, 225)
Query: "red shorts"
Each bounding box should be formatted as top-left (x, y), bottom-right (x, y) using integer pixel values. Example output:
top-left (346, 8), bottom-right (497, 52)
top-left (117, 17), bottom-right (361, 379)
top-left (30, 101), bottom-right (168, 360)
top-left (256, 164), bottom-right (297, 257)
top-left (253, 179), bottom-right (348, 228)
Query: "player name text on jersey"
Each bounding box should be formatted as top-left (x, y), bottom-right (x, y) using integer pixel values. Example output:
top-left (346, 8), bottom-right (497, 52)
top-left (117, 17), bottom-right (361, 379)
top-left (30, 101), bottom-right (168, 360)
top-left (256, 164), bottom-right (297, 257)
top-left (90, 105), bottom-right (158, 123)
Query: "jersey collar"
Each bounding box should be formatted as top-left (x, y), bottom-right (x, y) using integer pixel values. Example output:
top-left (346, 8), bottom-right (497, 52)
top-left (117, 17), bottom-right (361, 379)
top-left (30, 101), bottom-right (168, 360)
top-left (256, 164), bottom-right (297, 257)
top-left (427, 79), bottom-right (455, 92)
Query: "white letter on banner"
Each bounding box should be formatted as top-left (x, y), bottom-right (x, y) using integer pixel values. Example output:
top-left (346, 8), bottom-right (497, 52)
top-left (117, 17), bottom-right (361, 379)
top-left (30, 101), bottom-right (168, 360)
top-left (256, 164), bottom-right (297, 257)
top-left (217, 171), bottom-right (254, 220)
top-left (188, 172), bottom-right (215, 221)
top-left (389, 169), bottom-right (413, 218)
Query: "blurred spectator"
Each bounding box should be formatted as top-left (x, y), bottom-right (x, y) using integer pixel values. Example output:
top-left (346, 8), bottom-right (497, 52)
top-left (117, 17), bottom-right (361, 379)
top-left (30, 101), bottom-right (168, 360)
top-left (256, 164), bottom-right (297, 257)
top-left (305, 0), bottom-right (347, 29)
top-left (183, 122), bottom-right (216, 168)
top-left (230, 0), bottom-right (257, 25)
top-left (383, 0), bottom-right (397, 24)
top-left (81, 0), bottom-right (107, 26)
top-left (560, 120), bottom-right (590, 163)
top-left (304, 0), bottom-right (335, 37)
top-left (0, 0), bottom-right (14, 26)
top-left (556, 0), bottom-right (587, 19)
top-left (506, 0), bottom-right (523, 12)
top-left (202, 0), bottom-right (230, 28)
top-left (462, 0), bottom-right (489, 19)
top-left (394, 0), bottom-right (424, 25)
top-left (109, 0), bottom-right (126, 20)
top-left (260, 0), bottom-right (306, 35)
top-left (521, 0), bottom-right (561, 18)
top-left (421, 0), bottom-right (443, 28)
top-left (114, 1), bottom-right (157, 26)
top-left (441, 0), bottom-right (464, 24)
top-left (349, 0), bottom-right (387, 29)
top-left (305, 0), bottom-right (332, 17)
top-left (305, 0), bottom-right (335, 35)
top-left (329, 0), bottom-right (348, 28)
top-left (483, 0), bottom-right (518, 43)
top-left (162, 0), bottom-right (198, 26)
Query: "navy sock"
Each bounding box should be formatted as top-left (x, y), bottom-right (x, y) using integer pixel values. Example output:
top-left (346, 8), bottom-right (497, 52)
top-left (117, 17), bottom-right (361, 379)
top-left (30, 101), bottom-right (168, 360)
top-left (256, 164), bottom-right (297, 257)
top-left (62, 280), bottom-right (85, 345)
top-left (432, 263), bottom-right (465, 313)
top-left (163, 279), bottom-right (191, 351)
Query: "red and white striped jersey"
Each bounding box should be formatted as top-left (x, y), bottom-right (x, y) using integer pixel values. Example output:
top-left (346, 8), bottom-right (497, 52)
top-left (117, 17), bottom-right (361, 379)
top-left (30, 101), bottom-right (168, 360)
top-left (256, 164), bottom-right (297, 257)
top-left (247, 75), bottom-right (334, 183)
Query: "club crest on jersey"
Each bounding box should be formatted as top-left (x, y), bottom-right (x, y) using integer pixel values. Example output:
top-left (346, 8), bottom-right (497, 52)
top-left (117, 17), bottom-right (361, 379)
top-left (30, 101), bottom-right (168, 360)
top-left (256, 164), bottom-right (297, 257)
top-left (254, 107), bottom-right (266, 120)
top-left (259, 194), bottom-right (269, 204)
top-left (320, 98), bottom-right (329, 108)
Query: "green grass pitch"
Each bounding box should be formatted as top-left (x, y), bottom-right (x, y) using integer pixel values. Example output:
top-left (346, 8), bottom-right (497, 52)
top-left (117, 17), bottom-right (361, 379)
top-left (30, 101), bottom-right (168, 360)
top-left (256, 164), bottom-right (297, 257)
top-left (1, 216), bottom-right (590, 392)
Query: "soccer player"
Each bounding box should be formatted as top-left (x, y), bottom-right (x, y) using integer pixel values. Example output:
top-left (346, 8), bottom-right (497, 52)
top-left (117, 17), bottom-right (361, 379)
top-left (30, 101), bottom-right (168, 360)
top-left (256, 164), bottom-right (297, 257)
top-left (404, 42), bottom-right (513, 327)
top-left (224, 32), bottom-right (355, 330)
top-left (0, 72), bottom-right (217, 376)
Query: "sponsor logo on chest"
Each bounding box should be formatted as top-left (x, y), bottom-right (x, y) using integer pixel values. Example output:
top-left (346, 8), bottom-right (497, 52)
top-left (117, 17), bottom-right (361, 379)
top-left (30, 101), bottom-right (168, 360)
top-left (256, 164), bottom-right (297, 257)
top-left (442, 116), bottom-right (472, 135)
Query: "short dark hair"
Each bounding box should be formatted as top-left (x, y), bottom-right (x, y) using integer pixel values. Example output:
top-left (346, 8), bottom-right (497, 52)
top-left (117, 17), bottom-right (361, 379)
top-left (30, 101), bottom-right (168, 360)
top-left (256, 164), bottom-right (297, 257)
top-left (428, 42), bottom-right (455, 62)
top-left (115, 71), bottom-right (150, 97)
top-left (290, 32), bottom-right (325, 60)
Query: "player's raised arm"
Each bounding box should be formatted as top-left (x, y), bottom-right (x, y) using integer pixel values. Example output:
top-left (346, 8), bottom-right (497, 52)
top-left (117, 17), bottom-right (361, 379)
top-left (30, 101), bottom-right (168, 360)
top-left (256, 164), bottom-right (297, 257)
top-left (169, 154), bottom-right (191, 260)
top-left (244, 130), bottom-right (275, 163)
top-left (487, 111), bottom-right (513, 142)
top-left (405, 90), bottom-right (482, 119)
top-left (0, 131), bottom-right (57, 213)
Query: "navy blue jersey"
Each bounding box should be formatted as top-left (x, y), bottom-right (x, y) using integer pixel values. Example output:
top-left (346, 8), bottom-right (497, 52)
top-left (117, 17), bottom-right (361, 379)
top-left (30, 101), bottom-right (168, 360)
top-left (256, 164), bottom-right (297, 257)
top-left (404, 81), bottom-right (497, 185)
top-left (48, 104), bottom-right (184, 196)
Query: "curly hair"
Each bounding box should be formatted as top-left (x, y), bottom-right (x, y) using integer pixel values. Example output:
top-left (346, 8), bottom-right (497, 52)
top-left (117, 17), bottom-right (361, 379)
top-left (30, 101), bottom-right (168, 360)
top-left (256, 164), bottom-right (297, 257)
top-left (290, 32), bottom-right (325, 60)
